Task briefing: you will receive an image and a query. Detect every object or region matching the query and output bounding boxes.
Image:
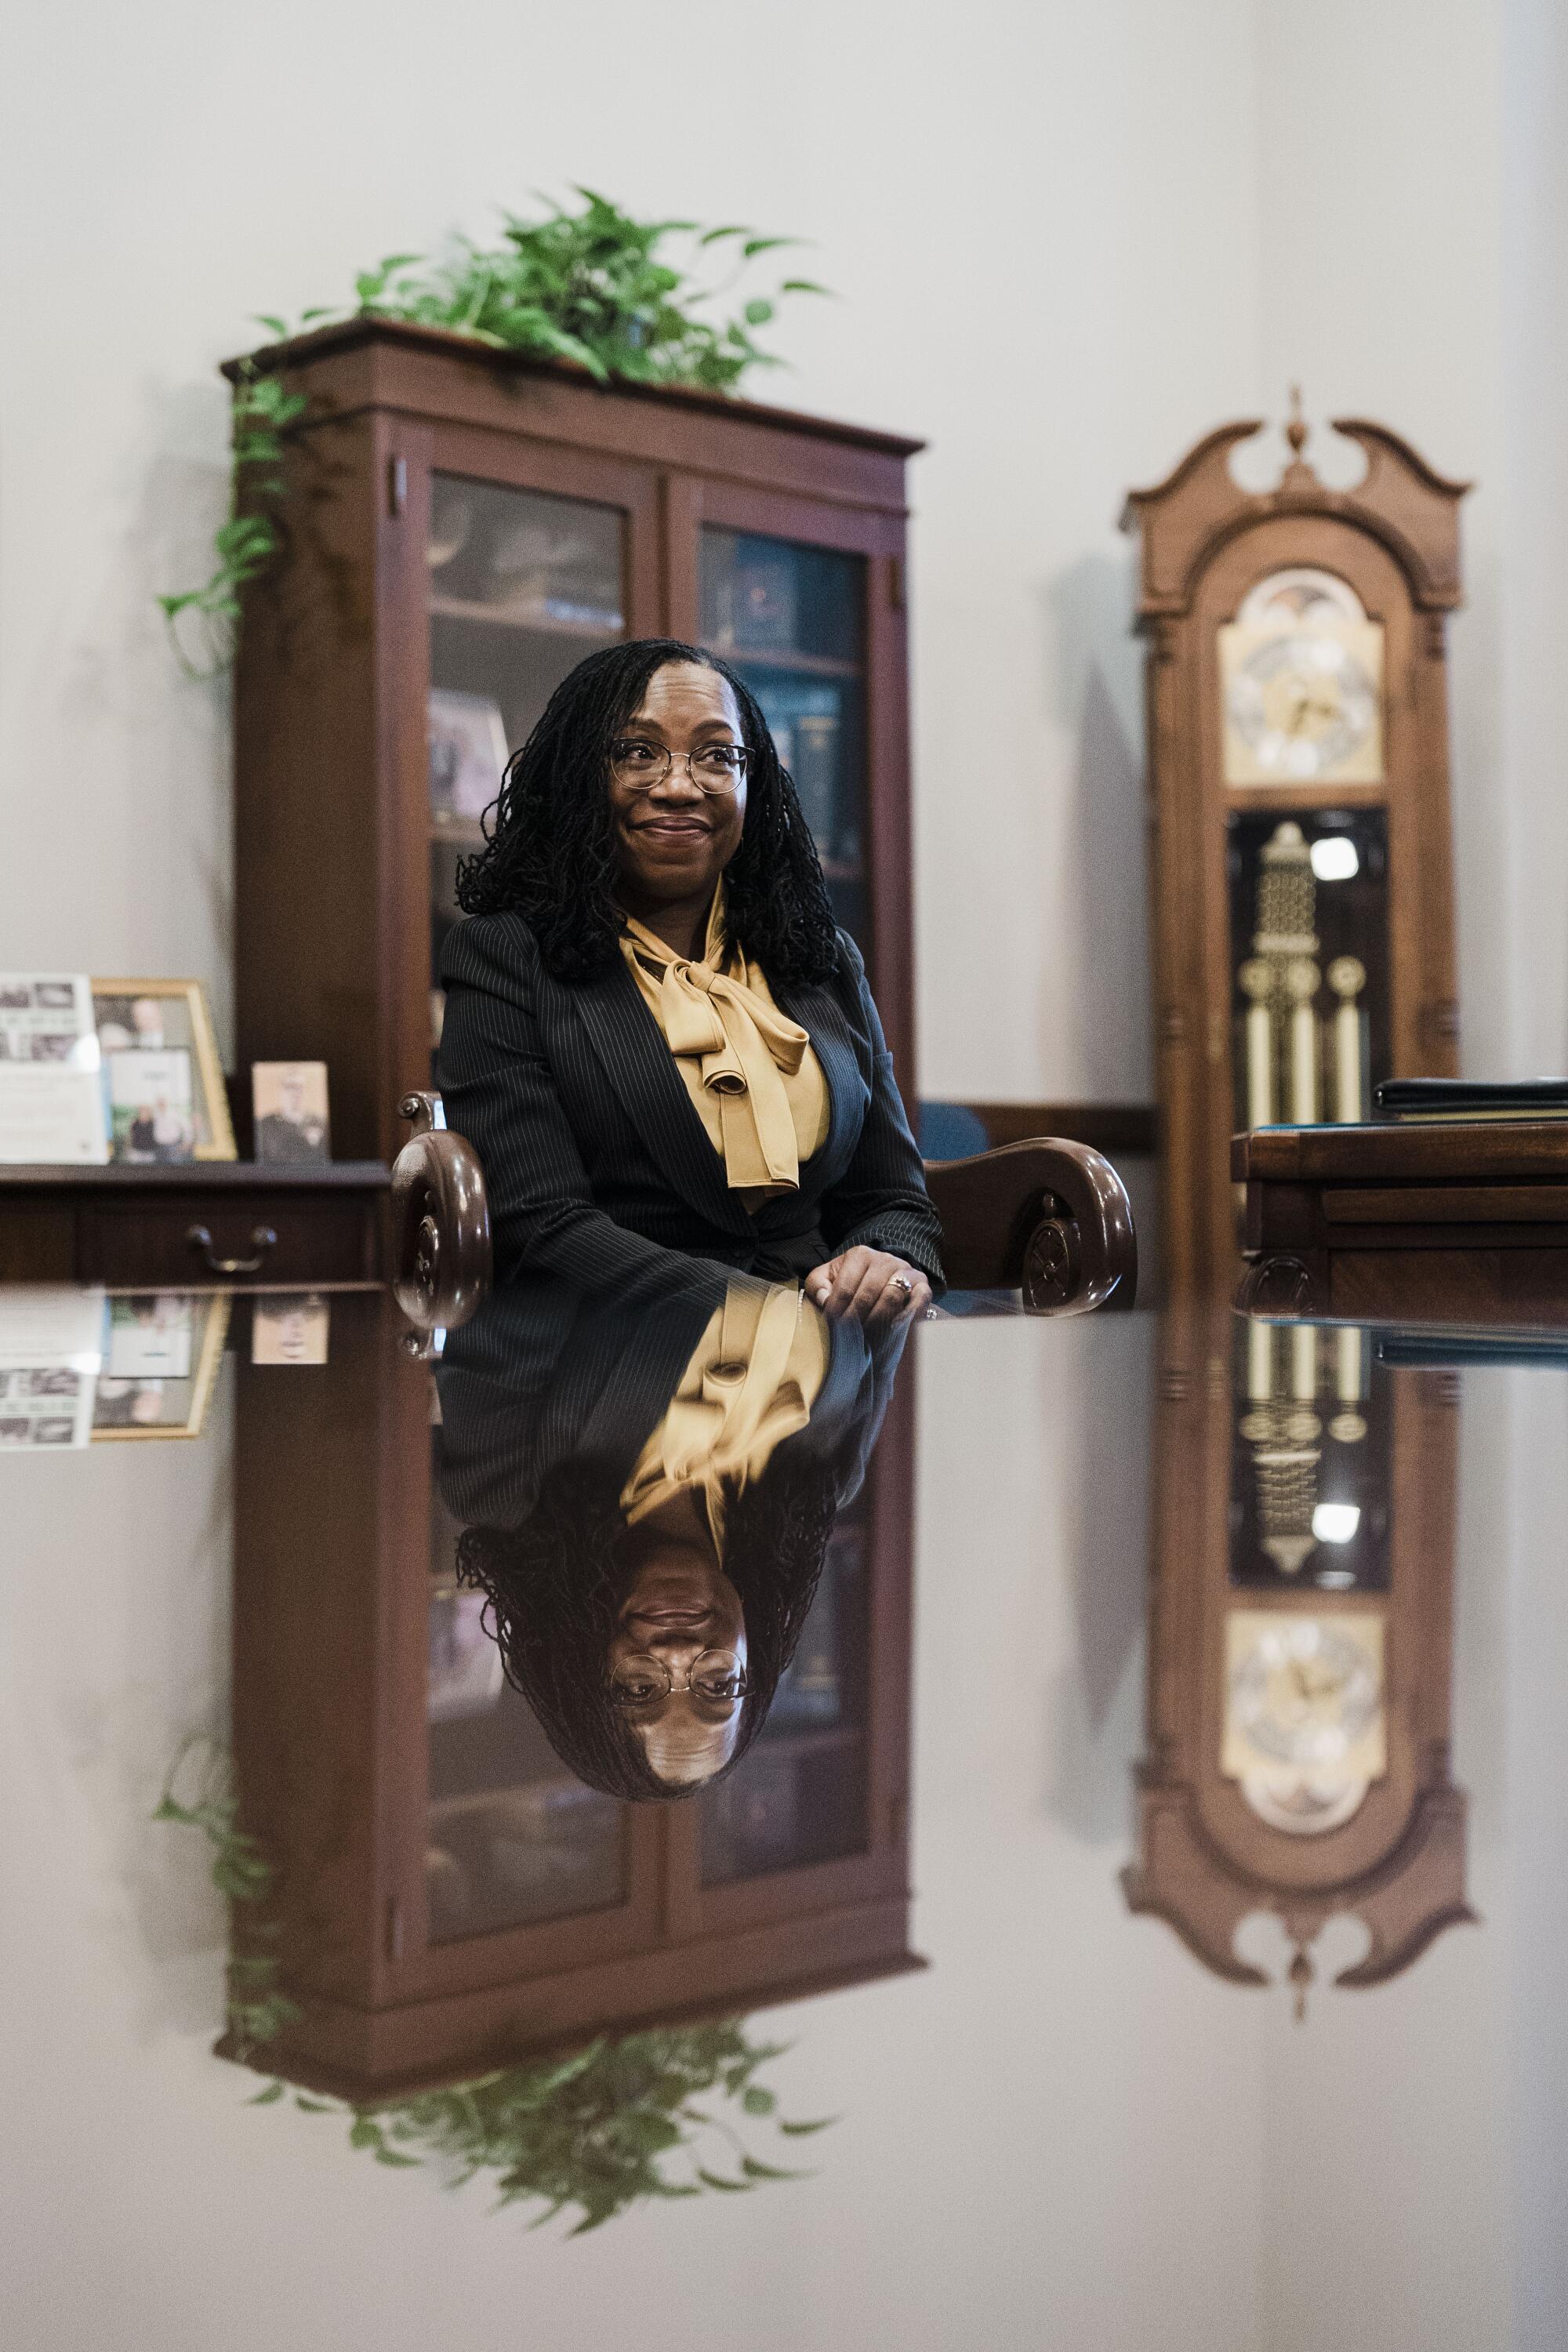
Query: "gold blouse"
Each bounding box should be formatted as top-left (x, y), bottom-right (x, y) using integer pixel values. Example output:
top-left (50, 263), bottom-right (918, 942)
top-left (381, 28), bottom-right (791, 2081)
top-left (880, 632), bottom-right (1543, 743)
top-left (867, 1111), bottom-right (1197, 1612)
top-left (619, 1283), bottom-right (830, 1548)
top-left (618, 887), bottom-right (830, 1203)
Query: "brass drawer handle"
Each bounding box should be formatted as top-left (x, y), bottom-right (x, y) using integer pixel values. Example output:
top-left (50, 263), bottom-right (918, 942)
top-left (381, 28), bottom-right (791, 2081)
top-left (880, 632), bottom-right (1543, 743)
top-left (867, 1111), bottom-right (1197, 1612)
top-left (186, 1222), bottom-right (278, 1276)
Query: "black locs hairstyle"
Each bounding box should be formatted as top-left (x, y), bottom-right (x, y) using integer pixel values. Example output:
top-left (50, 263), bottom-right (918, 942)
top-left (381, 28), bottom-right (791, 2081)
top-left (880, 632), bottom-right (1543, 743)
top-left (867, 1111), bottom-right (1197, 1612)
top-left (455, 1450), bottom-right (840, 1802)
top-left (454, 638), bottom-right (841, 984)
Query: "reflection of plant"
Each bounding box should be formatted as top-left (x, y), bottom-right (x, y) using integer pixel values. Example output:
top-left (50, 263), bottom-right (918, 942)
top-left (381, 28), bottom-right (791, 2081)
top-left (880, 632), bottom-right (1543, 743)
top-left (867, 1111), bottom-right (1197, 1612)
top-left (155, 1742), bottom-right (833, 2234)
top-left (161, 187), bottom-right (826, 675)
top-left (152, 1737), bottom-right (299, 2056)
top-left (252, 2021), bottom-right (833, 2235)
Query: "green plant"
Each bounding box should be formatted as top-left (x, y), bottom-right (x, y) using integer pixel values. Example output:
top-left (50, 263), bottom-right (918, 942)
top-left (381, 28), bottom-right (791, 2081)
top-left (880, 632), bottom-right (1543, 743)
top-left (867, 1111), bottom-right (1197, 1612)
top-left (161, 187), bottom-right (827, 674)
top-left (152, 1735), bottom-right (300, 2056)
top-left (158, 365), bottom-right (307, 678)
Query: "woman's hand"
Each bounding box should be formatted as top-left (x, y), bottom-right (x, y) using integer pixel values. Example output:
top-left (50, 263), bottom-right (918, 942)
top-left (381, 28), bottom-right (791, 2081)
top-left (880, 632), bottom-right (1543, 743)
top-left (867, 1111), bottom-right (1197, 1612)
top-left (804, 1247), bottom-right (932, 1327)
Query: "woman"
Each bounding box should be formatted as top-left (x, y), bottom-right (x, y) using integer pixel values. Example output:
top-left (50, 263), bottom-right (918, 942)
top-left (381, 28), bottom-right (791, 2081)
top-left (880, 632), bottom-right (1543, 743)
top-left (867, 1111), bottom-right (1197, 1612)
top-left (440, 639), bottom-right (941, 1321)
top-left (439, 1272), bottom-right (906, 1800)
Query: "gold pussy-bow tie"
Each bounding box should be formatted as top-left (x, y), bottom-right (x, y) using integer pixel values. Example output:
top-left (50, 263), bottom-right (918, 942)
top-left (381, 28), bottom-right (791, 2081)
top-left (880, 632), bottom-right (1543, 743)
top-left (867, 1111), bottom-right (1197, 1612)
top-left (623, 913), bottom-right (813, 1192)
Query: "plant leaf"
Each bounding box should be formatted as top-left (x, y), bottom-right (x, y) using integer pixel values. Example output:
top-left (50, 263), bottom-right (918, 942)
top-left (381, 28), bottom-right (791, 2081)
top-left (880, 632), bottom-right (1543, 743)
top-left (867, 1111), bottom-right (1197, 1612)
top-left (247, 2081), bottom-right (285, 2105)
top-left (779, 2116), bottom-right (837, 2136)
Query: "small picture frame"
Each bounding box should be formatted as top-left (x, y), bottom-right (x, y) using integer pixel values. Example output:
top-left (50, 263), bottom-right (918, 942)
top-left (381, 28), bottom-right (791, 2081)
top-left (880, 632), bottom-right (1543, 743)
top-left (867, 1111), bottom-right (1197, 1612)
top-left (251, 1293), bottom-right (332, 1366)
top-left (107, 1048), bottom-right (195, 1163)
top-left (91, 1293), bottom-right (231, 1441)
top-left (252, 1061), bottom-right (331, 1166)
top-left (428, 688), bottom-right (510, 826)
top-left (92, 980), bottom-right (236, 1161)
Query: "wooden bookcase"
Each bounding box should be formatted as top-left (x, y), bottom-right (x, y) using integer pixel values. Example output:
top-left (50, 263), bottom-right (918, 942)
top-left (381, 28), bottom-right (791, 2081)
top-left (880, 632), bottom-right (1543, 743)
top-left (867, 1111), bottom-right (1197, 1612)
top-left (226, 1293), bottom-right (921, 2100)
top-left (228, 320), bottom-right (922, 1168)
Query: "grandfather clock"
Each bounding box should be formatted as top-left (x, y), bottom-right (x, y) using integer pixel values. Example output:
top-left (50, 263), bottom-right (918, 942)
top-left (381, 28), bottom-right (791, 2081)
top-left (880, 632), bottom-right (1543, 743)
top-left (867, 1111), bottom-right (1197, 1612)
top-left (1123, 401), bottom-right (1466, 1285)
top-left (1123, 1298), bottom-right (1473, 2015)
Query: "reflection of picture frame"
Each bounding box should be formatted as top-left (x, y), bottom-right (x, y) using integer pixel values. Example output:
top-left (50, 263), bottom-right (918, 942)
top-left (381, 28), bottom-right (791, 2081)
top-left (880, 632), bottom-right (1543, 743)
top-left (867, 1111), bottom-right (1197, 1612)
top-left (428, 689), bottom-right (510, 825)
top-left (250, 1293), bottom-right (332, 1366)
top-left (92, 979), bottom-right (236, 1160)
top-left (91, 1292), bottom-right (230, 1441)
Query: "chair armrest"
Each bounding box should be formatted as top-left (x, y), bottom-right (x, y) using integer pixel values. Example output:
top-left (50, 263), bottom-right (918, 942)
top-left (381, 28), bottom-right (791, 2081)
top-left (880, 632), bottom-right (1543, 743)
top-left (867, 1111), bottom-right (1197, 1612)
top-left (923, 1138), bottom-right (1137, 1312)
top-left (391, 1093), bottom-right (492, 1331)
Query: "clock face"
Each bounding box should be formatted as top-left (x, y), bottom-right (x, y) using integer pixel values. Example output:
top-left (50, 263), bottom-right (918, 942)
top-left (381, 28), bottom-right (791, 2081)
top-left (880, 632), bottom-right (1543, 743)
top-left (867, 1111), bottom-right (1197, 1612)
top-left (1221, 1608), bottom-right (1387, 1835)
top-left (1228, 1617), bottom-right (1380, 1767)
top-left (1219, 568), bottom-right (1385, 786)
top-left (1227, 633), bottom-right (1379, 782)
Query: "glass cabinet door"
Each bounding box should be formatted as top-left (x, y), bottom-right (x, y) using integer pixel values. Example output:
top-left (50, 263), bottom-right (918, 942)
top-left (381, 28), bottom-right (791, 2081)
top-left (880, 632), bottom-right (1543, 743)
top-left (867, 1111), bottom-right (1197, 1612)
top-left (701, 529), bottom-right (869, 952)
top-left (697, 1512), bottom-right (871, 1885)
top-left (427, 476), bottom-right (628, 1061)
top-left (424, 1454), bottom-right (628, 1942)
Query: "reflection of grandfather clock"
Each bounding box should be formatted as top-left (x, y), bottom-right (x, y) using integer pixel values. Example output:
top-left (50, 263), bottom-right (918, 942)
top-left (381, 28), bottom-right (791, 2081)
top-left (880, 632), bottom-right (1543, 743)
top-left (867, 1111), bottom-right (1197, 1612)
top-left (1123, 1300), bottom-right (1473, 2015)
top-left (1123, 399), bottom-right (1467, 1285)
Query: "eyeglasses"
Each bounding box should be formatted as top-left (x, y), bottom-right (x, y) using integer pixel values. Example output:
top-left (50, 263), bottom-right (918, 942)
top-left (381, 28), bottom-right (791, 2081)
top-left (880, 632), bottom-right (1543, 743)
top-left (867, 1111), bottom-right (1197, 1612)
top-left (608, 739), bottom-right (748, 795)
top-left (608, 1649), bottom-right (750, 1709)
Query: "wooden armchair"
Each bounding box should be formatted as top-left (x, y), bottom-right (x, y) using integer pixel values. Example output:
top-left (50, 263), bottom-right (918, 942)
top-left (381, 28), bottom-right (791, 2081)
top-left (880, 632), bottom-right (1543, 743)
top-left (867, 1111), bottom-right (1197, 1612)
top-left (390, 1091), bottom-right (1136, 1332)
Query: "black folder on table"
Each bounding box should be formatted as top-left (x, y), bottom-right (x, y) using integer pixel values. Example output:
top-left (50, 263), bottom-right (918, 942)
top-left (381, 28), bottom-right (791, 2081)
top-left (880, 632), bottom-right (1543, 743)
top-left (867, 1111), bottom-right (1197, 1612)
top-left (1374, 1078), bottom-right (1568, 1123)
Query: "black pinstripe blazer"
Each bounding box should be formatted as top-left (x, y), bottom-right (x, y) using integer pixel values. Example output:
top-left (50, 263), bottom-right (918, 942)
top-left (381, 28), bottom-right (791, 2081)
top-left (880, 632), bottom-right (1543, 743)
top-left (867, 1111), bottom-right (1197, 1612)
top-left (437, 913), bottom-right (943, 1299)
top-left (436, 1274), bottom-right (905, 1531)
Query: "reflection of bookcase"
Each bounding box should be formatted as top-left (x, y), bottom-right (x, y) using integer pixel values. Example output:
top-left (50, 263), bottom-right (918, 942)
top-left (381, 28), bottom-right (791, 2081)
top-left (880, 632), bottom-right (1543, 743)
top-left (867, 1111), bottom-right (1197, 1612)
top-left (228, 1294), bottom-right (920, 2100)
top-left (230, 321), bottom-right (921, 1166)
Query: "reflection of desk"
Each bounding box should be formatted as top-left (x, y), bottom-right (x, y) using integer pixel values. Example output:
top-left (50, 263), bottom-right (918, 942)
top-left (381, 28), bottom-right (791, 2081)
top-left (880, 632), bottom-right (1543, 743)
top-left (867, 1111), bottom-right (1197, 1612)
top-left (1235, 1122), bottom-right (1568, 1321)
top-left (0, 1160), bottom-right (389, 1285)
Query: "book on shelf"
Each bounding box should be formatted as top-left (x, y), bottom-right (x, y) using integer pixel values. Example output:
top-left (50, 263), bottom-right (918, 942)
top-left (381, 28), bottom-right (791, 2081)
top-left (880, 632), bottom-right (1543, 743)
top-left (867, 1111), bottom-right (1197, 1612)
top-left (753, 680), bottom-right (843, 855)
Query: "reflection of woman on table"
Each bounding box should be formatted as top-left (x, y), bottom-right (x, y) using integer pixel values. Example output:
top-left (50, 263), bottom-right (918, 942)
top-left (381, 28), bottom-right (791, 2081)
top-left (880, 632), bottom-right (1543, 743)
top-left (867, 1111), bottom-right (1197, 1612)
top-left (439, 1271), bottom-right (906, 1798)
top-left (440, 640), bottom-right (942, 1323)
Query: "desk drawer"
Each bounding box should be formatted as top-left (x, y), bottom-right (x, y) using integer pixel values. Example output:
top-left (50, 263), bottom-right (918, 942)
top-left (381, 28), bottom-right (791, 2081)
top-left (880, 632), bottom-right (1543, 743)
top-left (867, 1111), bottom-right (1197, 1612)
top-left (76, 1195), bottom-right (378, 1286)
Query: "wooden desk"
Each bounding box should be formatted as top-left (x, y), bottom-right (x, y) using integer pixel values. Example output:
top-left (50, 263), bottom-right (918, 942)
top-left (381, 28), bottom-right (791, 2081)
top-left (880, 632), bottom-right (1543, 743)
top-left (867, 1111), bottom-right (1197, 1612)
top-left (1234, 1120), bottom-right (1568, 1326)
top-left (0, 1160), bottom-right (390, 1286)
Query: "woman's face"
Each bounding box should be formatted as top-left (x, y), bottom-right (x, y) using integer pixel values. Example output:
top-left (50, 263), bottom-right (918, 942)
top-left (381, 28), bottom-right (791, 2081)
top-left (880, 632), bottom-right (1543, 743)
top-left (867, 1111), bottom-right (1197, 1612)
top-left (607, 662), bottom-right (748, 913)
top-left (607, 1542), bottom-right (750, 1787)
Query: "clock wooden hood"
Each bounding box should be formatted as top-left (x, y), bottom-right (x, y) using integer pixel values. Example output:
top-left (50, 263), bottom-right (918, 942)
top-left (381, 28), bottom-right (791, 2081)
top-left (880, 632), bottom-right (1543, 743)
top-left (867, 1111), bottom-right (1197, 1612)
top-left (1123, 408), bottom-right (1468, 1288)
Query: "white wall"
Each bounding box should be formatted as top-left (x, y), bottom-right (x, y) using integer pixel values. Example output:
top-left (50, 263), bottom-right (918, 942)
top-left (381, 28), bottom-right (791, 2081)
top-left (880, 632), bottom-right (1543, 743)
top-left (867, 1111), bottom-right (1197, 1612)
top-left (3, 1), bottom-right (1562, 1102)
top-left (4, 0), bottom-right (1556, 1102)
top-left (0, 0), bottom-right (1260, 1104)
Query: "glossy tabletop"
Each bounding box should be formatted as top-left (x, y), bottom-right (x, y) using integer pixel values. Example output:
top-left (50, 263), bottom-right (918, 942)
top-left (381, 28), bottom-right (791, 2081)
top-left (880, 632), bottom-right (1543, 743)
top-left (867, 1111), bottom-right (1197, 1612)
top-left (2, 1263), bottom-right (1563, 2350)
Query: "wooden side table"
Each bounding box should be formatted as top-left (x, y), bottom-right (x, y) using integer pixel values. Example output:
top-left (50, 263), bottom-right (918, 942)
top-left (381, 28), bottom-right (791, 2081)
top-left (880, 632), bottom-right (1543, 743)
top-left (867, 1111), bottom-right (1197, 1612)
top-left (0, 1160), bottom-right (390, 1286)
top-left (1233, 1120), bottom-right (1568, 1325)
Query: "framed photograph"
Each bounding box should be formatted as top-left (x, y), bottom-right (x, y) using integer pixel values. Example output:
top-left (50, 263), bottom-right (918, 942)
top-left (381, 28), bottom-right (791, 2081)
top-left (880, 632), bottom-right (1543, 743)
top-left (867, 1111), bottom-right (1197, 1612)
top-left (252, 1061), bottom-right (330, 1165)
top-left (0, 973), bottom-right (109, 1164)
top-left (90, 1292), bottom-right (230, 1441)
top-left (251, 1293), bottom-right (332, 1366)
top-left (107, 1049), bottom-right (194, 1163)
top-left (92, 979), bottom-right (236, 1161)
top-left (428, 688), bottom-right (510, 826)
